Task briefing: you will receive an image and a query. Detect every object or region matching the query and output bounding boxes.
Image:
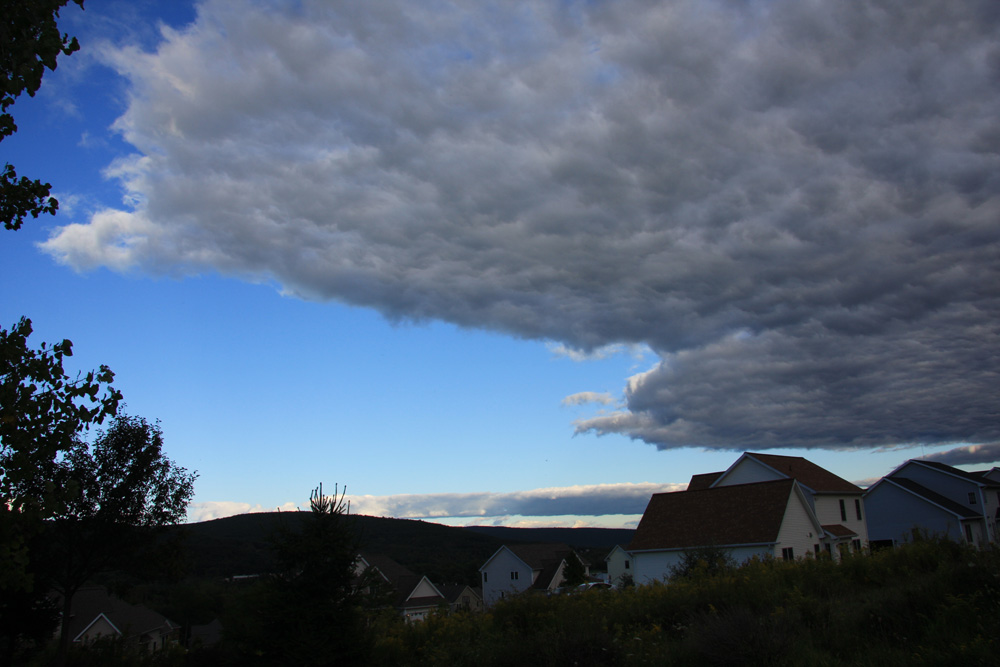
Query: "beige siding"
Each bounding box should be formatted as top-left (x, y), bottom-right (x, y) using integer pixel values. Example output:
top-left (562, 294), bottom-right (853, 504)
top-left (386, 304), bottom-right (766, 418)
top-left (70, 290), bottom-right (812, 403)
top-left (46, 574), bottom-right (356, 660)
top-left (409, 578), bottom-right (439, 599)
top-left (815, 495), bottom-right (869, 546)
top-left (775, 490), bottom-right (822, 559)
top-left (716, 458), bottom-right (784, 486)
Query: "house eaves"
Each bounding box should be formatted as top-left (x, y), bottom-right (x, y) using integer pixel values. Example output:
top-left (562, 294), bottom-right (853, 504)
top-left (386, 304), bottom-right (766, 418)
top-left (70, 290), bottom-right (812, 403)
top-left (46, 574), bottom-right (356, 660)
top-left (872, 477), bottom-right (982, 520)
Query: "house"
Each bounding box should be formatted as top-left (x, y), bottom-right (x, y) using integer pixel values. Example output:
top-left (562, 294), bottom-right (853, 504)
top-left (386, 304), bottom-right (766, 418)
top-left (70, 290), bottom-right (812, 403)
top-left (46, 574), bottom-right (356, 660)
top-left (397, 575), bottom-right (449, 622)
top-left (354, 553), bottom-right (479, 621)
top-left (604, 545), bottom-right (632, 588)
top-left (437, 583), bottom-right (484, 614)
top-left (628, 479), bottom-right (825, 584)
top-left (691, 452), bottom-right (868, 554)
top-left (64, 587), bottom-right (179, 651)
top-left (479, 543), bottom-right (582, 607)
top-left (864, 459), bottom-right (1000, 548)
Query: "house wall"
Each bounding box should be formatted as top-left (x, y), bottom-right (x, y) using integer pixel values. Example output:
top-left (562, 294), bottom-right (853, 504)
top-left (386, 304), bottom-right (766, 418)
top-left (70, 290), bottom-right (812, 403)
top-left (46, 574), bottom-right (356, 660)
top-left (716, 458), bottom-right (785, 486)
top-left (893, 463), bottom-right (982, 512)
top-left (481, 548), bottom-right (533, 606)
top-left (865, 482), bottom-right (966, 545)
top-left (814, 494), bottom-right (869, 546)
top-left (632, 545), bottom-right (772, 585)
top-left (409, 578), bottom-right (439, 599)
top-left (775, 491), bottom-right (824, 560)
top-left (606, 547), bottom-right (632, 587)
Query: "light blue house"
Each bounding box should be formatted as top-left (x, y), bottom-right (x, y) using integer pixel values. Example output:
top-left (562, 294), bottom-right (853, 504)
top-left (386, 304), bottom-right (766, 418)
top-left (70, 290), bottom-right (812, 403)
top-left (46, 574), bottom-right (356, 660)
top-left (864, 459), bottom-right (1000, 548)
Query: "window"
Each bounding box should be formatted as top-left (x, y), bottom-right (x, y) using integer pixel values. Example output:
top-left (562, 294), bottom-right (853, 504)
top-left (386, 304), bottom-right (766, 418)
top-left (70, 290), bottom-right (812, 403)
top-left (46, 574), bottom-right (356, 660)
top-left (965, 524), bottom-right (974, 543)
top-left (510, 571), bottom-right (519, 580)
top-left (781, 547), bottom-right (794, 561)
top-left (969, 492), bottom-right (976, 504)
top-left (624, 560), bottom-right (630, 569)
top-left (855, 499), bottom-right (862, 521)
top-left (839, 499), bottom-right (847, 521)
top-left (483, 572), bottom-right (487, 583)
top-left (813, 544), bottom-right (820, 554)
top-left (852, 539), bottom-right (861, 552)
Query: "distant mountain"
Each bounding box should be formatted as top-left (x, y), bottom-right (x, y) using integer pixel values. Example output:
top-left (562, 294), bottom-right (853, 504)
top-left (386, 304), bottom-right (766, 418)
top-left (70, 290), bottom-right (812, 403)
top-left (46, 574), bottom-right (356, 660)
top-left (174, 513), bottom-right (634, 586)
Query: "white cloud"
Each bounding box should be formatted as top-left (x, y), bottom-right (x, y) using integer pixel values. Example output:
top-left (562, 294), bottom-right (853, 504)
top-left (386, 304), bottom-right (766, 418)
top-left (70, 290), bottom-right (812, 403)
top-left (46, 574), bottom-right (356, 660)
top-left (42, 0), bottom-right (1000, 453)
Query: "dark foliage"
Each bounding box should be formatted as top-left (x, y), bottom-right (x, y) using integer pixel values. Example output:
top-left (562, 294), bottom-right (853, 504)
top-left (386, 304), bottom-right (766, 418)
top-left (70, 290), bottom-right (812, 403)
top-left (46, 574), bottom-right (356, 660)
top-left (1, 0), bottom-right (85, 230)
top-left (225, 484), bottom-right (370, 667)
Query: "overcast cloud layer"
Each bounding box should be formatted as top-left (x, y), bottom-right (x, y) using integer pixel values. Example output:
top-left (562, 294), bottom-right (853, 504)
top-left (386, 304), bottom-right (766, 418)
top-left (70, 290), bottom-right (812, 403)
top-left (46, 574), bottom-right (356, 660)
top-left (44, 0), bottom-right (1000, 452)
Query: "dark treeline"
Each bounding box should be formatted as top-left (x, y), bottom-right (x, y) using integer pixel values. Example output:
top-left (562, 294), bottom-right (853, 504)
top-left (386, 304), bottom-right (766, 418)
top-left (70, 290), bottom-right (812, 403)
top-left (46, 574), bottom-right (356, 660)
top-left (23, 533), bottom-right (1000, 666)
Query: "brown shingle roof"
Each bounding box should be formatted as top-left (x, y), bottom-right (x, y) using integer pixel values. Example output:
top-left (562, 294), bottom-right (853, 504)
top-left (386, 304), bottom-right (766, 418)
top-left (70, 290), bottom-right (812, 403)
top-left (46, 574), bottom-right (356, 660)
top-left (687, 471), bottom-right (723, 491)
top-left (822, 524), bottom-right (858, 538)
top-left (506, 543), bottom-right (575, 590)
top-left (629, 479), bottom-right (797, 551)
top-left (743, 453), bottom-right (862, 494)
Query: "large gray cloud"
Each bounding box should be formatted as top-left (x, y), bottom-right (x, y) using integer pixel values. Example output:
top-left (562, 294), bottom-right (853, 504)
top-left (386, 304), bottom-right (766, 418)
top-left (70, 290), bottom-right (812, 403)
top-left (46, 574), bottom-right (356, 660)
top-left (43, 0), bottom-right (1000, 451)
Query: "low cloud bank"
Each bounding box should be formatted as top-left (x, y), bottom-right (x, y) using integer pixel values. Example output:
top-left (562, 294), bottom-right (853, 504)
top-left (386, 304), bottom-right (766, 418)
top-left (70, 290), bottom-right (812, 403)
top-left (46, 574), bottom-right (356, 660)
top-left (187, 482), bottom-right (682, 525)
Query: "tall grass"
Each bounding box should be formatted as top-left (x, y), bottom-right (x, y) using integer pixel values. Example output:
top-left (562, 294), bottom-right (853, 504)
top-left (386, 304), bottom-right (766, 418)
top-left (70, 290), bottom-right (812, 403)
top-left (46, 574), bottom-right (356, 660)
top-left (368, 538), bottom-right (1000, 667)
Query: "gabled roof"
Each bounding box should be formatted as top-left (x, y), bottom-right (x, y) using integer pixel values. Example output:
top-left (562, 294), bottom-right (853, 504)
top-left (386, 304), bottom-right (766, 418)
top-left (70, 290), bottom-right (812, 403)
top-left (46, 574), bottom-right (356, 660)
top-left (720, 453), bottom-right (863, 494)
top-left (480, 543), bottom-right (575, 591)
top-left (822, 524), bottom-right (858, 539)
top-left (872, 477), bottom-right (982, 520)
top-left (67, 588), bottom-right (176, 643)
top-left (629, 479), bottom-right (800, 552)
top-left (604, 544), bottom-right (629, 561)
top-left (436, 583), bottom-right (482, 605)
top-left (899, 459), bottom-right (1000, 487)
top-left (506, 543), bottom-right (574, 570)
top-left (357, 552), bottom-right (416, 585)
top-left (688, 472), bottom-right (723, 491)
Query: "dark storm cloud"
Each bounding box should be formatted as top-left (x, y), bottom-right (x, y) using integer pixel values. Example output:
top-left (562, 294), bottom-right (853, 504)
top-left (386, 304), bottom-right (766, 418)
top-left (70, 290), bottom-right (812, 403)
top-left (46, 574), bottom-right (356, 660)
top-left (922, 444), bottom-right (1000, 467)
top-left (43, 0), bottom-right (1000, 451)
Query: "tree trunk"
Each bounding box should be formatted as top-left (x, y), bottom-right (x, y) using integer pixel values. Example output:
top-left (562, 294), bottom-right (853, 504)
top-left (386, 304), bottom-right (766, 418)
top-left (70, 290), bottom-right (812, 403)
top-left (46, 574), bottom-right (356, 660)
top-left (56, 588), bottom-right (75, 667)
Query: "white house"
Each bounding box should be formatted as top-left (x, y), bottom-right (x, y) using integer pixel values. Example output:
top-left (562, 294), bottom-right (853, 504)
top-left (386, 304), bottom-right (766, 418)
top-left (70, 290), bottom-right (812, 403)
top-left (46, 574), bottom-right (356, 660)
top-left (66, 587), bottom-right (179, 651)
top-left (864, 459), bottom-right (1000, 548)
top-left (479, 543), bottom-right (579, 606)
top-left (628, 478), bottom-right (825, 584)
top-left (691, 452), bottom-right (869, 555)
top-left (604, 544), bottom-right (632, 588)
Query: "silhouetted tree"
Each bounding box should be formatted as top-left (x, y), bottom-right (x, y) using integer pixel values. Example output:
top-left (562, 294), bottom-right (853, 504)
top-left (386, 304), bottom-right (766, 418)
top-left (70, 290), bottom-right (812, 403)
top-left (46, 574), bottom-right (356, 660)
top-left (0, 317), bottom-right (120, 661)
top-left (1, 0), bottom-right (85, 230)
top-left (231, 484), bottom-right (370, 666)
top-left (562, 552), bottom-right (588, 587)
top-left (44, 413), bottom-right (196, 665)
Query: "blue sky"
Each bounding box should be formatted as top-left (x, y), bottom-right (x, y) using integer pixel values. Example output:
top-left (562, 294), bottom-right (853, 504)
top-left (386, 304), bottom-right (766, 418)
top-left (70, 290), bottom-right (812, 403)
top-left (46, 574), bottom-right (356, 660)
top-left (3, 0), bottom-right (999, 527)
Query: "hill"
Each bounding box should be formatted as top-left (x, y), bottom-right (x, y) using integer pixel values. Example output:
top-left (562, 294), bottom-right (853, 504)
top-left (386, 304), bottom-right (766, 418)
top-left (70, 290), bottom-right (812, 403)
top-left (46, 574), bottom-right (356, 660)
top-left (174, 513), bottom-right (634, 586)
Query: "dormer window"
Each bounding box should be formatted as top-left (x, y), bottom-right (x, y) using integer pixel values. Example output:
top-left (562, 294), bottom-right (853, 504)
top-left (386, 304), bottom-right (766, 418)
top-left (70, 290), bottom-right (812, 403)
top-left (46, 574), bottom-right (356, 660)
top-left (969, 492), bottom-right (976, 504)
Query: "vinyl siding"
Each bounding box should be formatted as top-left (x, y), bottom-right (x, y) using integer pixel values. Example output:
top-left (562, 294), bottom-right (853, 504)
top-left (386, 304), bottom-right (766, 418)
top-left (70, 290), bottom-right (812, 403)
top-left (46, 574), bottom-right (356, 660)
top-left (865, 481), bottom-right (967, 545)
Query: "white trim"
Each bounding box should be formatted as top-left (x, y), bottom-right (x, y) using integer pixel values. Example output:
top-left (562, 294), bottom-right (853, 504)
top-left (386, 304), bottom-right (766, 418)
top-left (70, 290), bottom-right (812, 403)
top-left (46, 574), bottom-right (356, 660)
top-left (73, 613), bottom-right (122, 643)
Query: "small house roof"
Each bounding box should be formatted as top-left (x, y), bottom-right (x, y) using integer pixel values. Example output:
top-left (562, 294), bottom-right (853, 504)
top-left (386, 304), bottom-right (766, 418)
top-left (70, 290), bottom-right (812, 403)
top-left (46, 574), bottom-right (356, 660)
top-left (734, 453), bottom-right (863, 494)
top-left (687, 472), bottom-right (723, 491)
top-left (822, 524), bottom-right (858, 539)
top-left (629, 479), bottom-right (799, 552)
top-left (902, 460), bottom-right (1000, 487)
top-left (67, 587), bottom-right (176, 643)
top-left (877, 477), bottom-right (983, 519)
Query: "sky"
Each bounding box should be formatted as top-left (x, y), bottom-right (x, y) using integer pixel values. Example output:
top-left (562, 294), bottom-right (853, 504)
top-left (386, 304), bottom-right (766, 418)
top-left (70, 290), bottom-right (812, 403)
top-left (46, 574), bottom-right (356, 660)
top-left (3, 0), bottom-right (999, 528)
